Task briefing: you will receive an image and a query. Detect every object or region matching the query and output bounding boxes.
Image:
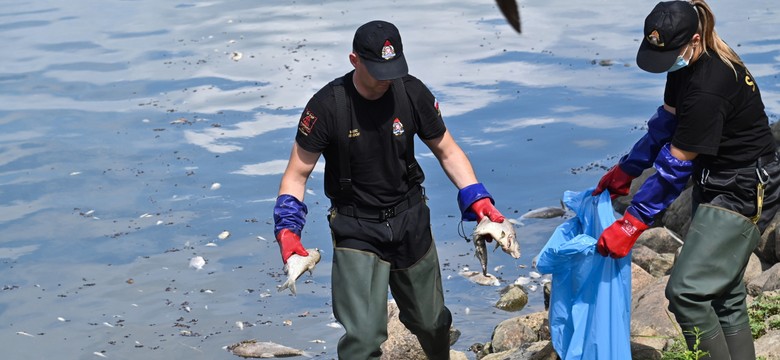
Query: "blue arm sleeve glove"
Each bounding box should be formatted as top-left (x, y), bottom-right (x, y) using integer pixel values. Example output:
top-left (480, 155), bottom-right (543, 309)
top-left (626, 143), bottom-right (693, 225)
top-left (619, 106), bottom-right (678, 177)
top-left (273, 194), bottom-right (308, 236)
top-left (457, 183), bottom-right (494, 221)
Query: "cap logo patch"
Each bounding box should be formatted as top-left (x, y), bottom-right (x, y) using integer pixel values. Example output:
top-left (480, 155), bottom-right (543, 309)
top-left (392, 118), bottom-right (404, 136)
top-left (381, 40), bottom-right (396, 60)
top-left (298, 108), bottom-right (318, 136)
top-left (647, 30), bottom-right (664, 47)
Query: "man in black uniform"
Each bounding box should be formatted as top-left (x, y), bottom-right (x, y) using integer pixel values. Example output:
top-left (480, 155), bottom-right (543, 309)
top-left (273, 20), bottom-right (507, 359)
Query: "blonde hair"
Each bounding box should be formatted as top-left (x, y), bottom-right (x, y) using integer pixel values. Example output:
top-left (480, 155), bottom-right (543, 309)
top-left (690, 0), bottom-right (745, 77)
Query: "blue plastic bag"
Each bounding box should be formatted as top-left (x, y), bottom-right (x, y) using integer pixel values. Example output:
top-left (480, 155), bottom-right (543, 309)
top-left (535, 188), bottom-right (632, 360)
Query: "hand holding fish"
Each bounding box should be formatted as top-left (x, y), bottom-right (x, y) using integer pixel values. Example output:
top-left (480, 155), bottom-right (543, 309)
top-left (278, 248), bottom-right (321, 295)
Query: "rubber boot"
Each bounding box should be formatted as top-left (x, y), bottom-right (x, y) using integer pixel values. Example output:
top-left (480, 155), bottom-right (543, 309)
top-left (389, 242), bottom-right (452, 360)
top-left (723, 323), bottom-right (756, 360)
top-left (685, 328), bottom-right (731, 360)
top-left (332, 248), bottom-right (391, 360)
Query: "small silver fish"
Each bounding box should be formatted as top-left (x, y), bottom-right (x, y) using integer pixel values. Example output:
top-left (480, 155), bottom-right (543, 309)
top-left (473, 218), bottom-right (521, 259)
top-left (278, 248), bottom-right (321, 295)
top-left (227, 339), bottom-right (309, 358)
top-left (519, 201), bottom-right (567, 219)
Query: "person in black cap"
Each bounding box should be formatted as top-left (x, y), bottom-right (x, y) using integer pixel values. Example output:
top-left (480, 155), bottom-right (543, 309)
top-left (593, 1), bottom-right (779, 358)
top-left (273, 20), bottom-right (508, 359)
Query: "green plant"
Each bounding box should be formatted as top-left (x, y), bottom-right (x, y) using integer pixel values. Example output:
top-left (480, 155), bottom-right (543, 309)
top-left (660, 311), bottom-right (709, 360)
top-left (748, 293), bottom-right (780, 339)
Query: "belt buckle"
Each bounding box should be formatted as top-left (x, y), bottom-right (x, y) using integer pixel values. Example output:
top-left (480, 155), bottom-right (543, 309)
top-left (381, 207), bottom-right (395, 220)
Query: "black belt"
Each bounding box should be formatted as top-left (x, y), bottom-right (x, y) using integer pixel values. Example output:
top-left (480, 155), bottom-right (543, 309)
top-left (757, 151), bottom-right (779, 168)
top-left (334, 186), bottom-right (424, 221)
top-left (702, 151), bottom-right (778, 172)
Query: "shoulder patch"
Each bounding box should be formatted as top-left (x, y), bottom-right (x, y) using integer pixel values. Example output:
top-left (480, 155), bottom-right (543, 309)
top-left (298, 108), bottom-right (318, 136)
top-left (434, 98), bottom-right (441, 117)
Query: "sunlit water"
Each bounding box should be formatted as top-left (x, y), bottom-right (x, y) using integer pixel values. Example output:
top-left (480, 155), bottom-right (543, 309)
top-left (1, 0), bottom-right (778, 358)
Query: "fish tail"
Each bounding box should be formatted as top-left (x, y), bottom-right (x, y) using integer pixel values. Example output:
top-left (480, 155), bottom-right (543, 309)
top-left (278, 278), bottom-right (297, 295)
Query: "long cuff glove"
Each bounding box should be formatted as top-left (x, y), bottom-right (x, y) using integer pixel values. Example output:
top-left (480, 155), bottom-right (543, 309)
top-left (593, 106), bottom-right (676, 198)
top-left (273, 194), bottom-right (309, 264)
top-left (619, 105), bottom-right (678, 176)
top-left (457, 183), bottom-right (503, 222)
top-left (597, 144), bottom-right (693, 258)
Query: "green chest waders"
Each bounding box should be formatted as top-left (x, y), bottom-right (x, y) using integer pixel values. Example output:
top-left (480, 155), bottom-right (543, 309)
top-left (665, 204), bottom-right (760, 359)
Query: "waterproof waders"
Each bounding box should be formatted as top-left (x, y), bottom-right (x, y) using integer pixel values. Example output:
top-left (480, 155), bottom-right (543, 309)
top-left (666, 204), bottom-right (760, 359)
top-left (331, 243), bottom-right (451, 360)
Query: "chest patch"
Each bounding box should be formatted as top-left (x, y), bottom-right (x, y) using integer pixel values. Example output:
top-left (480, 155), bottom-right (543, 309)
top-left (392, 118), bottom-right (405, 136)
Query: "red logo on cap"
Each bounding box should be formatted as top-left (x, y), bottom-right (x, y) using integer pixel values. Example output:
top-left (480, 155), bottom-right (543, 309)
top-left (381, 40), bottom-right (396, 60)
top-left (647, 30), bottom-right (664, 47)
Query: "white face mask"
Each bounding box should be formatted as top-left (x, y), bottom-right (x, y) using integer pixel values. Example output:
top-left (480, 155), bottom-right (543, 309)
top-left (667, 45), bottom-right (693, 72)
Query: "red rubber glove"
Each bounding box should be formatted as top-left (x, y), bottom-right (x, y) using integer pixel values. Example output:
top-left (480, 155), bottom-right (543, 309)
top-left (469, 198), bottom-right (506, 223)
top-left (593, 165), bottom-right (635, 200)
top-left (276, 229), bottom-right (309, 264)
top-left (597, 211), bottom-right (649, 258)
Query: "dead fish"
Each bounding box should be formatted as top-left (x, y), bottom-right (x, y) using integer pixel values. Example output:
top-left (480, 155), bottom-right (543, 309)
top-left (278, 248), bottom-right (321, 295)
top-left (459, 269), bottom-right (500, 287)
top-left (473, 218), bottom-right (521, 259)
top-left (474, 235), bottom-right (488, 276)
top-left (227, 340), bottom-right (310, 358)
top-left (496, 0), bottom-right (522, 33)
top-left (519, 201), bottom-right (567, 219)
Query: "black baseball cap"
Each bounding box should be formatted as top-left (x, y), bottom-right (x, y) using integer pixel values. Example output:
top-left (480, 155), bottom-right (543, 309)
top-left (636, 1), bottom-right (699, 73)
top-left (353, 20), bottom-right (408, 80)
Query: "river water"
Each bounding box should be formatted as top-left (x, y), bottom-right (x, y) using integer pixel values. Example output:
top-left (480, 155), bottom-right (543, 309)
top-left (1, 0), bottom-right (778, 359)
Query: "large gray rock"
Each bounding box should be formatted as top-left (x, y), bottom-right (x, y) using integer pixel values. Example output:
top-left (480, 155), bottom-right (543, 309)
top-left (631, 262), bottom-right (656, 295)
top-left (636, 227), bottom-right (683, 254)
top-left (630, 276), bottom-right (677, 351)
top-left (380, 300), bottom-right (462, 360)
top-left (747, 262), bottom-right (780, 297)
top-left (496, 284), bottom-right (529, 312)
top-left (632, 245), bottom-right (674, 277)
top-left (754, 329), bottom-right (780, 360)
top-left (757, 211), bottom-right (780, 265)
top-left (491, 317), bottom-right (538, 352)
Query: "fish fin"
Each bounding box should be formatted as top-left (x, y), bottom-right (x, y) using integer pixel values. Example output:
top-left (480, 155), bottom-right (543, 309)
top-left (290, 281), bottom-right (297, 295)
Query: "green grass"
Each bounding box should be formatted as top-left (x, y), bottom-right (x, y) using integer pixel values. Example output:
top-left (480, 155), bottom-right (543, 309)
top-left (660, 327), bottom-right (709, 360)
top-left (748, 292), bottom-right (780, 338)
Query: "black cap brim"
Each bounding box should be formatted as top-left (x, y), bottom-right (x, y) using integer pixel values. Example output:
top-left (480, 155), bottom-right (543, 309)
top-left (636, 37), bottom-right (684, 73)
top-left (361, 53), bottom-right (408, 80)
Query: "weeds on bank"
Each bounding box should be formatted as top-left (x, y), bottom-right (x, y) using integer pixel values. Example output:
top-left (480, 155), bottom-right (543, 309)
top-left (748, 292), bottom-right (780, 339)
top-left (660, 311), bottom-right (709, 360)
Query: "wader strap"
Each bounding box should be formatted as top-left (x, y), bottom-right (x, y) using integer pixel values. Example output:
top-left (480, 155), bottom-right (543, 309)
top-left (392, 78), bottom-right (424, 186)
top-left (332, 79), bottom-right (353, 197)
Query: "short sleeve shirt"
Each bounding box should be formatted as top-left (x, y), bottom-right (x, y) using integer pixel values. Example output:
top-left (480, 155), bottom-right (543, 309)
top-left (295, 71), bottom-right (446, 207)
top-left (665, 53), bottom-right (774, 169)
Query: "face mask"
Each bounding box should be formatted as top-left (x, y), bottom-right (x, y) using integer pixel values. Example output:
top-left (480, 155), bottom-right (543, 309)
top-left (667, 45), bottom-right (692, 72)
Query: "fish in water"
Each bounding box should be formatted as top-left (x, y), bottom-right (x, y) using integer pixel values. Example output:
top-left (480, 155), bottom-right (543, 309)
top-left (473, 218), bottom-right (521, 259)
top-left (227, 340), bottom-right (310, 358)
top-left (459, 269), bottom-right (500, 287)
top-left (278, 248), bottom-right (321, 295)
top-left (519, 201), bottom-right (568, 219)
top-left (496, 0), bottom-right (522, 33)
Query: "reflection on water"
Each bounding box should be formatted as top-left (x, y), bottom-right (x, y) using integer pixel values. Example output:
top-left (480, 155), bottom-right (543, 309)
top-left (0, 0), bottom-right (778, 358)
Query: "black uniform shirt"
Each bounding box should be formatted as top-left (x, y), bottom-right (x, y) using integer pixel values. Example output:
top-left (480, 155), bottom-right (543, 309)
top-left (295, 71), bottom-right (447, 208)
top-left (665, 52), bottom-right (774, 169)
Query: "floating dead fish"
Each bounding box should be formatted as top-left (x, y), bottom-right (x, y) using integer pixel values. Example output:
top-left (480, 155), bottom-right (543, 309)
top-left (218, 230), bottom-right (230, 240)
top-left (189, 256), bottom-right (206, 270)
top-left (473, 218), bottom-right (521, 259)
top-left (231, 51), bottom-right (243, 61)
top-left (278, 248), bottom-right (321, 295)
top-left (519, 202), bottom-right (567, 219)
top-left (210, 182), bottom-right (222, 190)
top-left (227, 340), bottom-right (310, 358)
top-left (459, 269), bottom-right (500, 287)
